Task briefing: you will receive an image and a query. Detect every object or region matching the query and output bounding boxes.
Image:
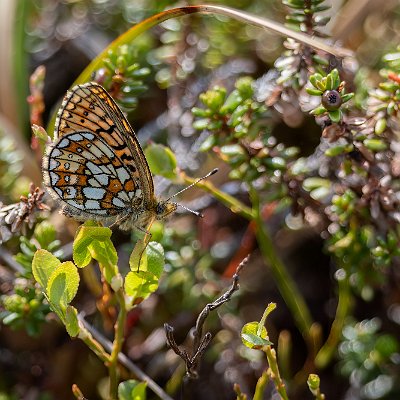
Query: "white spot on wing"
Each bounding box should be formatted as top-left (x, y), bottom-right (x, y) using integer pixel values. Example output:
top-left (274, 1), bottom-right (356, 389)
top-left (49, 159), bottom-right (60, 170)
top-left (58, 138), bottom-right (70, 148)
top-left (83, 187), bottom-right (106, 199)
top-left (115, 167), bottom-right (130, 183)
top-left (82, 132), bottom-right (95, 140)
top-left (50, 172), bottom-right (59, 184)
top-left (88, 178), bottom-right (102, 187)
top-left (112, 197), bottom-right (125, 208)
top-left (100, 165), bottom-right (114, 175)
top-left (69, 133), bottom-right (84, 141)
top-left (96, 174), bottom-right (109, 185)
top-left (52, 148), bottom-right (62, 157)
top-left (85, 200), bottom-right (101, 209)
top-left (117, 191), bottom-right (130, 202)
top-left (86, 161), bottom-right (103, 175)
top-left (64, 187), bottom-right (77, 199)
top-left (94, 140), bottom-right (114, 158)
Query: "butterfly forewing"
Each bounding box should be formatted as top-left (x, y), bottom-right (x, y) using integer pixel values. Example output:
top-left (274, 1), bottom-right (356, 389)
top-left (54, 83), bottom-right (154, 197)
top-left (43, 82), bottom-right (157, 227)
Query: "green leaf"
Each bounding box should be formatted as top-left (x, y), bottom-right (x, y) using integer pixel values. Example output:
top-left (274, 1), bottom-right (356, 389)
top-left (89, 239), bottom-right (119, 283)
top-left (126, 242), bottom-right (164, 304)
top-left (264, 157), bottom-right (286, 170)
top-left (191, 107), bottom-right (211, 118)
top-left (325, 144), bottom-right (353, 157)
top-left (302, 177), bottom-right (331, 191)
top-left (328, 109), bottom-right (341, 123)
top-left (124, 270), bottom-right (159, 305)
top-left (73, 225), bottom-right (115, 267)
top-left (47, 261), bottom-right (80, 309)
top-left (220, 144), bottom-right (245, 157)
top-left (129, 239), bottom-right (148, 272)
top-left (375, 118), bottom-right (387, 135)
top-left (34, 221), bottom-right (56, 248)
top-left (330, 69), bottom-right (340, 89)
top-left (144, 143), bottom-right (177, 179)
top-left (310, 186), bottom-right (331, 200)
top-left (363, 139), bottom-right (387, 151)
top-left (73, 225), bottom-right (118, 283)
top-left (31, 124), bottom-right (49, 142)
top-left (309, 73), bottom-right (323, 88)
top-left (193, 118), bottom-right (210, 130)
top-left (326, 73), bottom-right (334, 90)
top-left (129, 241), bottom-right (164, 277)
top-left (310, 105), bottom-right (327, 115)
top-left (32, 249), bottom-right (61, 289)
top-left (241, 322), bottom-right (271, 349)
top-left (312, 54), bottom-right (330, 66)
top-left (65, 305), bottom-right (80, 337)
top-left (199, 134), bottom-right (217, 152)
top-left (306, 88), bottom-right (323, 96)
top-left (220, 91), bottom-right (243, 114)
top-left (199, 87), bottom-right (226, 111)
top-left (341, 93), bottom-right (354, 103)
top-left (118, 380), bottom-right (147, 400)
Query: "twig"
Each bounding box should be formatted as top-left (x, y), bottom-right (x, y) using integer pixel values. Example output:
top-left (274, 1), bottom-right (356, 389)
top-left (0, 247), bottom-right (25, 274)
top-left (165, 254), bottom-right (249, 378)
top-left (78, 315), bottom-right (174, 400)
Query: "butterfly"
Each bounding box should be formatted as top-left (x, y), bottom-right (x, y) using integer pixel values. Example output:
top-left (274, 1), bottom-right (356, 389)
top-left (42, 82), bottom-right (180, 232)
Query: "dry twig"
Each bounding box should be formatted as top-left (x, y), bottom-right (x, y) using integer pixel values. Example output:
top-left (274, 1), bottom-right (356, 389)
top-left (165, 254), bottom-right (250, 378)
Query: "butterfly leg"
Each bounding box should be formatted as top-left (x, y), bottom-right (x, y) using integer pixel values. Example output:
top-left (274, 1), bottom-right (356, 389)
top-left (108, 214), bottom-right (131, 230)
top-left (133, 218), bottom-right (156, 272)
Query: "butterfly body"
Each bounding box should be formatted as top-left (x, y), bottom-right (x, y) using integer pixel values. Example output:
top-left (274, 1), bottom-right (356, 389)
top-left (43, 82), bottom-right (177, 231)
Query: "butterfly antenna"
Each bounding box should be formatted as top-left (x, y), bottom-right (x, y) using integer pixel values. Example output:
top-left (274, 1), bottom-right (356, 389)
top-left (165, 168), bottom-right (218, 217)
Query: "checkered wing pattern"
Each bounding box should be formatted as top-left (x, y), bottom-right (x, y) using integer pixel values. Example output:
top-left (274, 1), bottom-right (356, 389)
top-left (42, 82), bottom-right (154, 227)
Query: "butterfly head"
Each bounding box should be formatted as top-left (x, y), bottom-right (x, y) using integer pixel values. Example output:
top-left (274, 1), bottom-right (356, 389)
top-left (155, 201), bottom-right (178, 220)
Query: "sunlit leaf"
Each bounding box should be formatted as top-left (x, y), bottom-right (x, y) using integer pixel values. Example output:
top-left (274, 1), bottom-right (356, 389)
top-left (32, 249), bottom-right (61, 289)
top-left (118, 380), bottom-right (147, 400)
top-left (47, 261), bottom-right (80, 308)
top-left (241, 321), bottom-right (271, 349)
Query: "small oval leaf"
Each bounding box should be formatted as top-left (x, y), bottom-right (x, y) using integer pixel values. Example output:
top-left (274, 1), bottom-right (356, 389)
top-left (32, 249), bottom-right (61, 289)
top-left (65, 305), bottom-right (80, 337)
top-left (47, 261), bottom-right (80, 308)
top-left (241, 321), bottom-right (271, 349)
top-left (118, 380), bottom-right (147, 400)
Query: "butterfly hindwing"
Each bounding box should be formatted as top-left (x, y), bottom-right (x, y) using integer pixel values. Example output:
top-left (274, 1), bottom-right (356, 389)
top-left (43, 131), bottom-right (143, 222)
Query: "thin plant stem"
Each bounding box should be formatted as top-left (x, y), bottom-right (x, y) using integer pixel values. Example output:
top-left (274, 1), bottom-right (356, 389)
top-left (315, 272), bottom-right (352, 368)
top-left (264, 346), bottom-right (289, 400)
top-left (78, 315), bottom-right (174, 400)
top-left (108, 288), bottom-right (128, 399)
top-left (253, 369), bottom-right (270, 400)
top-left (250, 186), bottom-right (313, 341)
top-left (78, 328), bottom-right (110, 364)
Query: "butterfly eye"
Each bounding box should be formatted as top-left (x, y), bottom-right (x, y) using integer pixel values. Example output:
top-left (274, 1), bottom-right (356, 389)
top-left (156, 203), bottom-right (165, 215)
top-left (322, 90), bottom-right (342, 111)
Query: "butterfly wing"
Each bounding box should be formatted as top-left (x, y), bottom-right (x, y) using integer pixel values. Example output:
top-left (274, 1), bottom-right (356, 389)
top-left (54, 82), bottom-right (154, 198)
top-left (43, 82), bottom-right (153, 224)
top-left (43, 131), bottom-right (141, 223)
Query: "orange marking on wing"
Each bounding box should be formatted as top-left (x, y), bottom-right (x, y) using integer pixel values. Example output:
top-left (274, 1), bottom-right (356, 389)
top-left (124, 179), bottom-right (135, 192)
